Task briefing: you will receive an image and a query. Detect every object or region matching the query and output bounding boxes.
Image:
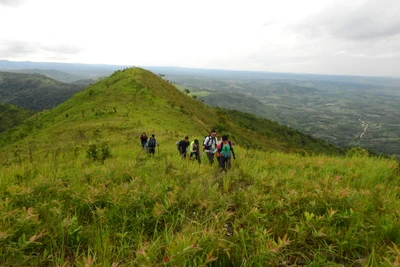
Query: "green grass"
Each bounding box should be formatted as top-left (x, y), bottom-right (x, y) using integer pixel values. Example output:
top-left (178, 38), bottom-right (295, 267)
top-left (0, 143), bottom-right (399, 266)
top-left (0, 103), bottom-right (35, 133)
top-left (1, 67), bottom-right (399, 266)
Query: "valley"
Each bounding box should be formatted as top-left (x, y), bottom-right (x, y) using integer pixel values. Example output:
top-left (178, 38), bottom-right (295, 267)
top-left (162, 71), bottom-right (400, 156)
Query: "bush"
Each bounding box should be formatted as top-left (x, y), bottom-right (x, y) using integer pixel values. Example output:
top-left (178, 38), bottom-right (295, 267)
top-left (86, 142), bottom-right (112, 163)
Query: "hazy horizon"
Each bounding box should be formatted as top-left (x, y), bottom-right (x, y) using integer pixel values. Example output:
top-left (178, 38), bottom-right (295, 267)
top-left (1, 0), bottom-right (400, 78)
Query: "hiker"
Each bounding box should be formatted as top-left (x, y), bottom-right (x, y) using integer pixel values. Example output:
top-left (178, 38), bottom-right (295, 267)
top-left (146, 134), bottom-right (159, 154)
top-left (139, 132), bottom-right (148, 150)
top-left (217, 135), bottom-right (235, 172)
top-left (190, 139), bottom-right (201, 163)
top-left (216, 136), bottom-right (222, 165)
top-left (203, 130), bottom-right (218, 165)
top-left (177, 136), bottom-right (190, 158)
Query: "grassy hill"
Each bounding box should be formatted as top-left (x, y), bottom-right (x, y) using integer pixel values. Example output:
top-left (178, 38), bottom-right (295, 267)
top-left (0, 103), bottom-right (35, 133)
top-left (0, 67), bottom-right (399, 266)
top-left (0, 71), bottom-right (86, 111)
top-left (0, 67), bottom-right (343, 156)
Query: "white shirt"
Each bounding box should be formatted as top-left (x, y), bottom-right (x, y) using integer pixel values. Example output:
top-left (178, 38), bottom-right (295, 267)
top-left (204, 136), bottom-right (217, 153)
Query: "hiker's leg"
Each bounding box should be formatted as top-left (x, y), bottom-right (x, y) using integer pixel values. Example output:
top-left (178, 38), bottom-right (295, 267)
top-left (219, 157), bottom-right (225, 169)
top-left (219, 157), bottom-right (228, 172)
top-left (227, 157), bottom-right (231, 169)
top-left (206, 152), bottom-right (214, 165)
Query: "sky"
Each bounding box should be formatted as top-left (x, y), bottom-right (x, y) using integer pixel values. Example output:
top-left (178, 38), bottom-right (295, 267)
top-left (1, 0), bottom-right (400, 77)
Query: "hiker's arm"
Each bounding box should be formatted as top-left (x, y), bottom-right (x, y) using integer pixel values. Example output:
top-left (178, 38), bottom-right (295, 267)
top-left (216, 143), bottom-right (222, 151)
top-left (231, 147), bottom-right (236, 159)
top-left (203, 137), bottom-right (208, 149)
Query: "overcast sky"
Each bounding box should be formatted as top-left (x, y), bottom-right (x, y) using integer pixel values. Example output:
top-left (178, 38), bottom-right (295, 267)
top-left (1, 0), bottom-right (400, 77)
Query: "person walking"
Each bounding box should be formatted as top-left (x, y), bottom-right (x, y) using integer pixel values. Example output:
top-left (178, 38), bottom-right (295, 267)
top-left (177, 136), bottom-right (190, 158)
top-left (217, 135), bottom-right (235, 172)
top-left (139, 132), bottom-right (148, 151)
top-left (203, 130), bottom-right (218, 165)
top-left (216, 135), bottom-right (223, 165)
top-left (146, 134), bottom-right (159, 155)
top-left (190, 139), bottom-right (201, 163)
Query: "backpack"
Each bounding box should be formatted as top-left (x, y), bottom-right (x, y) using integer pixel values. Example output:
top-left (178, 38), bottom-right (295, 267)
top-left (148, 138), bottom-right (156, 147)
top-left (191, 141), bottom-right (199, 152)
top-left (203, 135), bottom-right (215, 150)
top-left (176, 140), bottom-right (181, 150)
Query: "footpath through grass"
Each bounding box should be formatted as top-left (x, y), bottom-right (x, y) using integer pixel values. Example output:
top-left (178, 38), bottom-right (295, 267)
top-left (0, 143), bottom-right (400, 266)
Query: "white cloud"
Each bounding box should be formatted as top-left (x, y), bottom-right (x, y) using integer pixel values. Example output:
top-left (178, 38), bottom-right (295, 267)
top-left (1, 0), bottom-right (400, 77)
top-left (0, 0), bottom-right (25, 7)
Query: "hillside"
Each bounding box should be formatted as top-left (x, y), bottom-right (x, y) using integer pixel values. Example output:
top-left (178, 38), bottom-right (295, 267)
top-left (0, 67), bottom-right (399, 266)
top-left (0, 67), bottom-right (343, 156)
top-left (0, 103), bottom-right (35, 133)
top-left (0, 71), bottom-right (86, 111)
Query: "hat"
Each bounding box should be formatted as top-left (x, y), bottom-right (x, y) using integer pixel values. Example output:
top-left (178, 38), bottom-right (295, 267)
top-left (222, 135), bottom-right (228, 141)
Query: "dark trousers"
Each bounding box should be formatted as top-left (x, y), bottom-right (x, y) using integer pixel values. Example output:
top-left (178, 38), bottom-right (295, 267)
top-left (219, 156), bottom-right (231, 170)
top-left (180, 150), bottom-right (187, 158)
top-left (190, 152), bottom-right (201, 163)
top-left (206, 152), bottom-right (215, 165)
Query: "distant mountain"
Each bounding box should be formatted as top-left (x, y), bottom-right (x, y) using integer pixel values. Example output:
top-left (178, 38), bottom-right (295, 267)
top-left (10, 68), bottom-right (85, 83)
top-left (0, 59), bottom-right (130, 79)
top-left (0, 71), bottom-right (86, 111)
top-left (2, 60), bottom-right (400, 87)
top-left (145, 66), bottom-right (400, 87)
top-left (0, 103), bottom-right (34, 133)
top-left (0, 67), bottom-right (345, 156)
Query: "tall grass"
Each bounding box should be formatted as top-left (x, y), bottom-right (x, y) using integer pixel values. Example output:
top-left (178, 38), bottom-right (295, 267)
top-left (1, 141), bottom-right (399, 266)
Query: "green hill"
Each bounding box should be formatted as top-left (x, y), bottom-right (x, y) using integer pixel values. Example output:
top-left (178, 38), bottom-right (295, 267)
top-left (0, 71), bottom-right (86, 111)
top-left (0, 67), bottom-right (399, 266)
top-left (0, 103), bottom-right (35, 133)
top-left (0, 67), bottom-right (343, 156)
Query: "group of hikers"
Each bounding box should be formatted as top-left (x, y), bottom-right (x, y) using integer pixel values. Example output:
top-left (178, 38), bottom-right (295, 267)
top-left (138, 130), bottom-right (235, 172)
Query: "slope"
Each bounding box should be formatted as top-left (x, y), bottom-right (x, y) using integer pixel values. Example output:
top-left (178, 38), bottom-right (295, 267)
top-left (0, 103), bottom-right (35, 133)
top-left (0, 71), bottom-right (85, 111)
top-left (0, 67), bottom-right (344, 156)
top-left (1, 67), bottom-right (399, 266)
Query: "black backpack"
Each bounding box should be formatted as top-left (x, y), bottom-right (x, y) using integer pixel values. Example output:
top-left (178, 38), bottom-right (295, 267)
top-left (148, 138), bottom-right (156, 147)
top-left (203, 135), bottom-right (215, 150)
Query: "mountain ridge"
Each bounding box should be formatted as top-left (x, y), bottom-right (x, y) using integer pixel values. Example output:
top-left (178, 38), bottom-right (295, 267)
top-left (0, 67), bottom-right (345, 156)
